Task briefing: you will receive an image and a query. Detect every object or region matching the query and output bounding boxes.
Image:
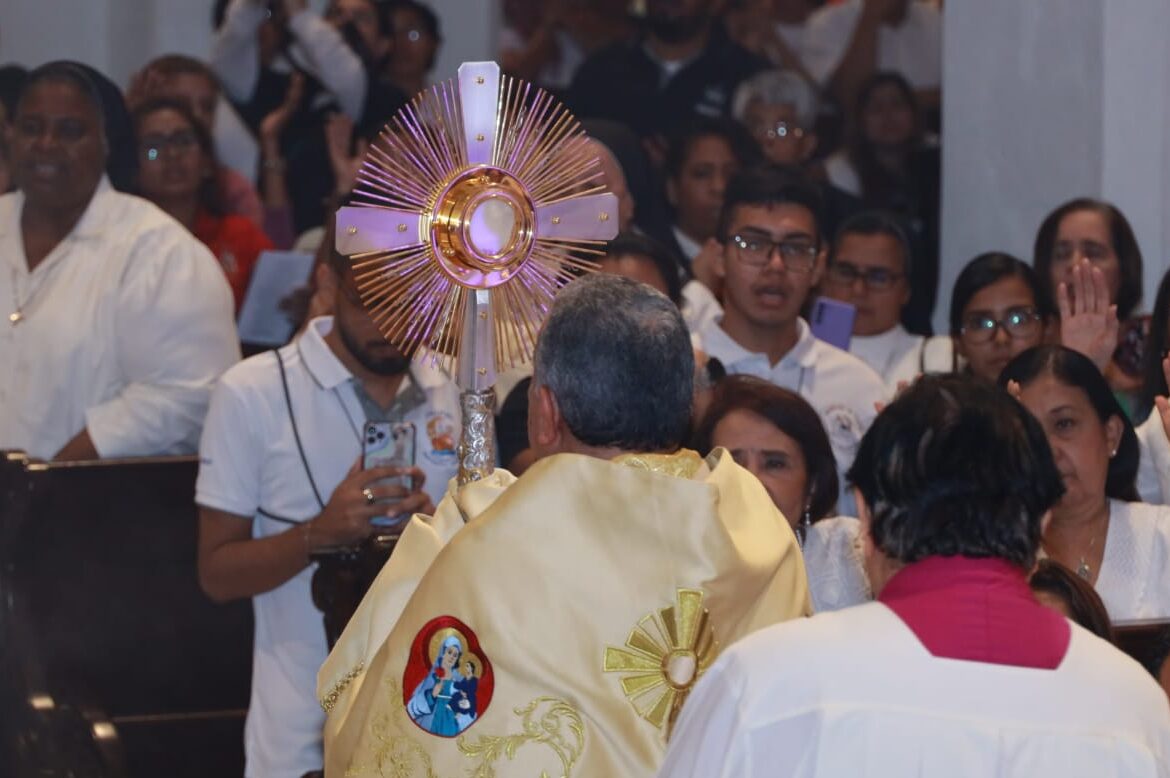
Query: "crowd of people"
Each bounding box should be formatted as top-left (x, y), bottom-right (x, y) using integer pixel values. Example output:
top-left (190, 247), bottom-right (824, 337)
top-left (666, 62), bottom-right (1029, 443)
top-left (3, 0), bottom-right (1170, 776)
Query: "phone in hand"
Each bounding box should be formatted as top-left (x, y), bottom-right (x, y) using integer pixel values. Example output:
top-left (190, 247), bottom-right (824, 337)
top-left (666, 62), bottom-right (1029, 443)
top-left (362, 421), bottom-right (416, 528)
top-left (809, 297), bottom-right (857, 351)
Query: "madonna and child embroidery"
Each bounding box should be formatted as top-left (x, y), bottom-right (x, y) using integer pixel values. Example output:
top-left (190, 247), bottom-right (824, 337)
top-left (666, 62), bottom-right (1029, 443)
top-left (403, 616), bottom-right (494, 738)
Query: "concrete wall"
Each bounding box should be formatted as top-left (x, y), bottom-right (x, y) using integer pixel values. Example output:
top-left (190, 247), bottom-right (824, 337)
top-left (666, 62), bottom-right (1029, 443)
top-left (939, 0), bottom-right (1170, 331)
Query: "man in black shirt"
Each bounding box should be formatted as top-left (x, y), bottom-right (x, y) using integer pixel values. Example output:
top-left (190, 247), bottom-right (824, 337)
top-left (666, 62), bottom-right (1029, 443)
top-left (566, 0), bottom-right (766, 146)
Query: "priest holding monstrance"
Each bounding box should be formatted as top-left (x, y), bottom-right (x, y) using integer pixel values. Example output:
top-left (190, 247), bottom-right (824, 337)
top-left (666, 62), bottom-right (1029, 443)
top-left (316, 62), bottom-right (811, 776)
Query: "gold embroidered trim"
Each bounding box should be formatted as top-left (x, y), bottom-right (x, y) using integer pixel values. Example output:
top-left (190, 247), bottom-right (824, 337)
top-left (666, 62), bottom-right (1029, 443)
top-left (346, 680), bottom-right (584, 777)
top-left (603, 588), bottom-right (717, 736)
top-left (457, 697), bottom-right (584, 777)
top-left (612, 449), bottom-right (703, 480)
top-left (322, 661), bottom-right (365, 714)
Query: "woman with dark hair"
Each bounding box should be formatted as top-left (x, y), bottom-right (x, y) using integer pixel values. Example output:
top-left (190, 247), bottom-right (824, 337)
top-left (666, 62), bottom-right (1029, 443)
top-left (949, 252), bottom-right (1051, 383)
top-left (0, 61), bottom-right (238, 461)
top-left (692, 375), bottom-right (869, 612)
top-left (661, 374), bottom-right (1170, 777)
top-left (1001, 345), bottom-right (1170, 620)
top-left (1034, 197), bottom-right (1146, 403)
top-left (1030, 559), bottom-right (1114, 643)
top-left (133, 98), bottom-right (273, 310)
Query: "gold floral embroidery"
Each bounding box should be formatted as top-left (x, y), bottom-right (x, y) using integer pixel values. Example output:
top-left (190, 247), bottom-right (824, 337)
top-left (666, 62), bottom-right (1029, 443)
top-left (346, 680), bottom-right (584, 777)
top-left (612, 449), bottom-right (703, 480)
top-left (457, 697), bottom-right (585, 777)
top-left (323, 661), bottom-right (365, 714)
top-left (603, 588), bottom-right (717, 735)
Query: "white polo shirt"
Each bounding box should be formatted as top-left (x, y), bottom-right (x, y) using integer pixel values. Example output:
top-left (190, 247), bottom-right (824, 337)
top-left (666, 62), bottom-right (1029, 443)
top-left (802, 0), bottom-right (942, 90)
top-left (696, 318), bottom-right (887, 510)
top-left (849, 325), bottom-right (954, 393)
top-left (195, 316), bottom-right (460, 778)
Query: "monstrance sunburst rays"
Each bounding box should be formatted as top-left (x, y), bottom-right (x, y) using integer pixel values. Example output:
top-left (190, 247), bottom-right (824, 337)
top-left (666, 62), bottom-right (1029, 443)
top-left (335, 62), bottom-right (618, 382)
top-left (603, 589), bottom-right (718, 736)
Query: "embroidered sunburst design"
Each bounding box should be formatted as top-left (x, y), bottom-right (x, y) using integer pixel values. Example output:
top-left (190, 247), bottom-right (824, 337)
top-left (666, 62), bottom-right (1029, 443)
top-left (335, 61), bottom-right (618, 379)
top-left (603, 589), bottom-right (717, 734)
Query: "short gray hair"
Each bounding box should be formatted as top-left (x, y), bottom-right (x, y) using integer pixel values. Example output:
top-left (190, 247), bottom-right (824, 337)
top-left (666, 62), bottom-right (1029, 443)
top-left (533, 274), bottom-right (694, 451)
top-left (731, 69), bottom-right (819, 130)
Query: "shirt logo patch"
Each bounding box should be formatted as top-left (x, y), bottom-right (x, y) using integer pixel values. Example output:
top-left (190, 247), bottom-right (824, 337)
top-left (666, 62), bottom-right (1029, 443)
top-left (403, 616), bottom-right (494, 738)
top-left (424, 412), bottom-right (458, 465)
top-left (822, 403), bottom-right (864, 457)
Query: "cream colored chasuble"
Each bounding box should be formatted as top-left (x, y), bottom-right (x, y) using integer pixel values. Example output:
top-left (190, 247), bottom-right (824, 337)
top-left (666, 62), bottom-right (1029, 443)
top-left (319, 448), bottom-right (811, 776)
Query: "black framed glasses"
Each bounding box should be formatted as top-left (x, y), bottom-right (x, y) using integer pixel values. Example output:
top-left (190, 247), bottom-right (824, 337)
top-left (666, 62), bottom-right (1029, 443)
top-left (959, 306), bottom-right (1042, 344)
top-left (731, 233), bottom-right (818, 273)
top-left (139, 130), bottom-right (199, 162)
top-left (826, 261), bottom-right (904, 291)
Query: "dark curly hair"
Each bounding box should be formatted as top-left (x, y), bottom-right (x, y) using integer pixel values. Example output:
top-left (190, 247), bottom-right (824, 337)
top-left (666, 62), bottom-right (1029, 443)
top-left (848, 374), bottom-right (1064, 569)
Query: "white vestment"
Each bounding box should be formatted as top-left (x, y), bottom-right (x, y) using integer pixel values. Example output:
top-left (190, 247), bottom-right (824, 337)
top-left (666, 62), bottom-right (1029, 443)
top-left (658, 603), bottom-right (1170, 778)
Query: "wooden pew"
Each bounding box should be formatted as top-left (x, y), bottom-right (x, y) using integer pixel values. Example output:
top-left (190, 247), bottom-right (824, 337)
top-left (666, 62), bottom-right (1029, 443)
top-left (0, 453), bottom-right (253, 777)
top-left (1114, 619), bottom-right (1170, 678)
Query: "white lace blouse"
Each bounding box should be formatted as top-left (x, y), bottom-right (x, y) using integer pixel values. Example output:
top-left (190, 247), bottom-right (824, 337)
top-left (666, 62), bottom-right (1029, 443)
top-left (802, 516), bottom-right (871, 613)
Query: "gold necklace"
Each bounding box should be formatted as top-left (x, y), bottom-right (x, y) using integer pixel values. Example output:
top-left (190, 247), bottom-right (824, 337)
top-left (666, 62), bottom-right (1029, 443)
top-left (1074, 511), bottom-right (1110, 580)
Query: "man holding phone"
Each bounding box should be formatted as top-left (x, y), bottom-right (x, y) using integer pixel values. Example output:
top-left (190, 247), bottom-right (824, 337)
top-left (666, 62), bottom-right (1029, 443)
top-left (194, 241), bottom-right (460, 777)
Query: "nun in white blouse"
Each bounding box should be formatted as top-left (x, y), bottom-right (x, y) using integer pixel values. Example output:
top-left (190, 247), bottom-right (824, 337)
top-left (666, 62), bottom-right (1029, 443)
top-left (692, 374), bottom-right (870, 612)
top-left (1004, 345), bottom-right (1170, 622)
top-left (0, 61), bottom-right (238, 461)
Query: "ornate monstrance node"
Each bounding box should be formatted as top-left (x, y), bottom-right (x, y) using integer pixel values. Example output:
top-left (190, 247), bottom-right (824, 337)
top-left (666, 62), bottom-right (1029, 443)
top-left (335, 61), bottom-right (618, 388)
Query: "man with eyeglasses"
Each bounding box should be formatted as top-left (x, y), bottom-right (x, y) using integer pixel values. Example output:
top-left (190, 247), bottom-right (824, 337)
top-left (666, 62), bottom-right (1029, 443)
top-left (695, 166), bottom-right (886, 514)
top-left (820, 210), bottom-right (951, 390)
top-left (195, 232), bottom-right (460, 777)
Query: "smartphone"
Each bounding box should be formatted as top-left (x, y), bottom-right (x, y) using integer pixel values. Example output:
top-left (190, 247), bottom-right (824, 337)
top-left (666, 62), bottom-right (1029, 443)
top-left (362, 421), bottom-right (416, 528)
top-left (809, 297), bottom-right (856, 351)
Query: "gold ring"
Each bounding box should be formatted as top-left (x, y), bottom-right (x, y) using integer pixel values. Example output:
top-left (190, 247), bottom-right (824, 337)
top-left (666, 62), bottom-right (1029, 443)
top-left (362, 488), bottom-right (376, 505)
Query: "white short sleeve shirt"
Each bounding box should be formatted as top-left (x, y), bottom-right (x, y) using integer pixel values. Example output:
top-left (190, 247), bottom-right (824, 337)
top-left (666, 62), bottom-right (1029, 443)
top-left (849, 325), bottom-right (954, 393)
top-left (696, 318), bottom-right (888, 509)
top-left (195, 316), bottom-right (461, 778)
top-left (802, 0), bottom-right (942, 90)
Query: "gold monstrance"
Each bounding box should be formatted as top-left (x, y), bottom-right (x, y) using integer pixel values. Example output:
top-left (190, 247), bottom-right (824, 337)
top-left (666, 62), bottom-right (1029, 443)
top-left (336, 62), bottom-right (618, 483)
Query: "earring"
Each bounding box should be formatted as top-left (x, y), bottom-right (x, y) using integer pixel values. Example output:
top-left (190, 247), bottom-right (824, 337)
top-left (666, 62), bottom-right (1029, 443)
top-left (1110, 449), bottom-right (1118, 458)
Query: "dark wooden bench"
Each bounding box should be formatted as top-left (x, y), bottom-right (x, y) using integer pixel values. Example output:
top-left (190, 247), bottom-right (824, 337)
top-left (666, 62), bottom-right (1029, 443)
top-left (0, 452), bottom-right (253, 777)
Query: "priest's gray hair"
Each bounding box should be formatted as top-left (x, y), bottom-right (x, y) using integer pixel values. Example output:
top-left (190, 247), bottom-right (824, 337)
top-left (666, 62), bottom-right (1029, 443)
top-left (534, 274), bottom-right (694, 451)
